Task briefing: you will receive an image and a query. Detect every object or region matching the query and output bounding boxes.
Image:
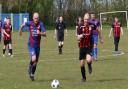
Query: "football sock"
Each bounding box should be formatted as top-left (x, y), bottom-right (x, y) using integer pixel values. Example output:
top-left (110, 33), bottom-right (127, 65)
top-left (115, 44), bottom-right (118, 51)
top-left (3, 49), bottom-right (6, 54)
top-left (29, 61), bottom-right (33, 75)
top-left (58, 46), bottom-right (62, 54)
top-left (93, 48), bottom-right (97, 59)
top-left (61, 45), bottom-right (63, 48)
top-left (81, 66), bottom-right (86, 79)
top-left (9, 49), bottom-right (12, 55)
top-left (87, 62), bottom-right (92, 74)
top-left (32, 64), bottom-right (37, 75)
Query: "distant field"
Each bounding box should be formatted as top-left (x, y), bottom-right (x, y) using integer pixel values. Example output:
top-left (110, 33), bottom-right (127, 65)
top-left (0, 27), bottom-right (128, 89)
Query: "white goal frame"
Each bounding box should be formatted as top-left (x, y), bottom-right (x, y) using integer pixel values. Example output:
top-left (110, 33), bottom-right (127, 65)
top-left (100, 11), bottom-right (128, 29)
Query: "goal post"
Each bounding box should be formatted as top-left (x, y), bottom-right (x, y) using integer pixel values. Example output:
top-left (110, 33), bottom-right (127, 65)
top-left (100, 11), bottom-right (128, 29)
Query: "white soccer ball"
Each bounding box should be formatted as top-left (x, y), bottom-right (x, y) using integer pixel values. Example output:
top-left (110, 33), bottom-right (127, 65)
top-left (51, 79), bottom-right (60, 88)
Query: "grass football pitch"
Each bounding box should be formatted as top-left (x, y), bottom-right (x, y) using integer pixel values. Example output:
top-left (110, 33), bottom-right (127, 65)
top-left (0, 27), bottom-right (128, 89)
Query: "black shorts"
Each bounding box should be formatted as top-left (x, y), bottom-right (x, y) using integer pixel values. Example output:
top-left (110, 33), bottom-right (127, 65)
top-left (114, 37), bottom-right (120, 45)
top-left (57, 33), bottom-right (64, 41)
top-left (4, 39), bottom-right (12, 45)
top-left (79, 47), bottom-right (92, 60)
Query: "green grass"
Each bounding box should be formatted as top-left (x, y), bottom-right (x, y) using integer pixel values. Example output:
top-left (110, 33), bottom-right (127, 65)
top-left (0, 27), bottom-right (128, 89)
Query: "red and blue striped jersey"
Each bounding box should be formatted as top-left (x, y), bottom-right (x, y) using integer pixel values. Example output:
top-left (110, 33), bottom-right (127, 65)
top-left (25, 21), bottom-right (46, 47)
top-left (89, 19), bottom-right (100, 35)
top-left (2, 22), bottom-right (12, 40)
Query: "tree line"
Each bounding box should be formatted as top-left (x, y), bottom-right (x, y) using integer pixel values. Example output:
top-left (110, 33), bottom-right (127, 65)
top-left (0, 0), bottom-right (128, 26)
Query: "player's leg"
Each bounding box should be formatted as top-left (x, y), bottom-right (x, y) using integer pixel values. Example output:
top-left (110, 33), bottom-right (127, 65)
top-left (57, 33), bottom-right (62, 54)
top-left (31, 47), bottom-right (40, 77)
top-left (8, 40), bottom-right (13, 57)
top-left (114, 37), bottom-right (118, 51)
top-left (28, 46), bottom-right (37, 81)
top-left (58, 41), bottom-right (62, 54)
top-left (92, 35), bottom-right (98, 60)
top-left (116, 37), bottom-right (120, 51)
top-left (3, 40), bottom-right (7, 56)
top-left (86, 53), bottom-right (92, 74)
top-left (79, 48), bottom-right (86, 82)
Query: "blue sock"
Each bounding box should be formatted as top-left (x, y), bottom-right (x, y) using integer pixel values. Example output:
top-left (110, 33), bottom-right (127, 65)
top-left (93, 48), bottom-right (97, 59)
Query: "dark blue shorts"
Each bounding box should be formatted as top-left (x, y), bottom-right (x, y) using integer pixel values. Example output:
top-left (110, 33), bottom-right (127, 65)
top-left (92, 35), bottom-right (98, 44)
top-left (28, 45), bottom-right (40, 62)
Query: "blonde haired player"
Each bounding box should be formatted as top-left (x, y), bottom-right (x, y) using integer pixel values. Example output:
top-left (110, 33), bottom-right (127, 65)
top-left (77, 13), bottom-right (93, 82)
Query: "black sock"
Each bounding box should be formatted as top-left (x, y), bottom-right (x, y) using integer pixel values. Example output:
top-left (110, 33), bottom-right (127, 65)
top-left (58, 46), bottom-right (62, 54)
top-left (115, 44), bottom-right (118, 51)
top-left (3, 49), bottom-right (6, 54)
top-left (61, 45), bottom-right (63, 48)
top-left (29, 61), bottom-right (33, 75)
top-left (32, 64), bottom-right (37, 75)
top-left (88, 62), bottom-right (92, 68)
top-left (9, 49), bottom-right (12, 55)
top-left (81, 66), bottom-right (86, 79)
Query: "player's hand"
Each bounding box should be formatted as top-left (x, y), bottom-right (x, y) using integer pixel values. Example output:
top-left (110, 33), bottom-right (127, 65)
top-left (100, 38), bottom-right (104, 44)
top-left (19, 32), bottom-right (22, 36)
top-left (109, 34), bottom-right (111, 38)
top-left (7, 34), bottom-right (10, 38)
top-left (37, 30), bottom-right (40, 35)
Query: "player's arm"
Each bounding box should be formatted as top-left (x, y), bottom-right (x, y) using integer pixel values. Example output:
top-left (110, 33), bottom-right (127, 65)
top-left (19, 23), bottom-right (25, 36)
top-left (54, 23), bottom-right (58, 38)
top-left (37, 23), bottom-right (46, 37)
top-left (19, 21), bottom-right (30, 36)
top-left (77, 34), bottom-right (83, 41)
top-left (54, 29), bottom-right (57, 37)
top-left (121, 27), bottom-right (123, 36)
top-left (3, 29), bottom-right (10, 37)
top-left (75, 26), bottom-right (78, 36)
top-left (64, 22), bottom-right (68, 35)
top-left (109, 28), bottom-right (113, 37)
top-left (97, 21), bottom-right (103, 43)
top-left (2, 24), bottom-right (10, 37)
top-left (109, 23), bottom-right (114, 37)
top-left (77, 27), bottom-right (83, 41)
top-left (120, 24), bottom-right (123, 36)
top-left (98, 27), bottom-right (103, 44)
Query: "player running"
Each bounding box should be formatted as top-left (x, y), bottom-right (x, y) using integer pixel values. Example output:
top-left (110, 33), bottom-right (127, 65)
top-left (109, 17), bottom-right (123, 52)
top-left (19, 13), bottom-right (46, 81)
top-left (55, 16), bottom-right (67, 54)
top-left (90, 12), bottom-right (103, 61)
top-left (77, 13), bottom-right (93, 82)
top-left (2, 17), bottom-right (13, 57)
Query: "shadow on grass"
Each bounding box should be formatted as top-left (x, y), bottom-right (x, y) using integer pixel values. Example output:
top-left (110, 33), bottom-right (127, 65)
top-left (36, 77), bottom-right (76, 83)
top-left (92, 78), bottom-right (128, 83)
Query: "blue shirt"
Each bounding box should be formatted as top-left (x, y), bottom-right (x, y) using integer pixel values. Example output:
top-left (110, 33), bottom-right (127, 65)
top-left (25, 21), bottom-right (46, 47)
top-left (89, 19), bottom-right (100, 35)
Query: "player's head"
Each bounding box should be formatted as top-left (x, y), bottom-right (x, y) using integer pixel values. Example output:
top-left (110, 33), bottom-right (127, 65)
top-left (59, 16), bottom-right (63, 23)
top-left (33, 12), bottom-right (39, 24)
top-left (77, 17), bottom-right (82, 24)
top-left (84, 13), bottom-right (89, 20)
top-left (90, 12), bottom-right (96, 19)
top-left (114, 17), bottom-right (119, 22)
top-left (78, 17), bottom-right (82, 21)
top-left (6, 17), bottom-right (11, 24)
